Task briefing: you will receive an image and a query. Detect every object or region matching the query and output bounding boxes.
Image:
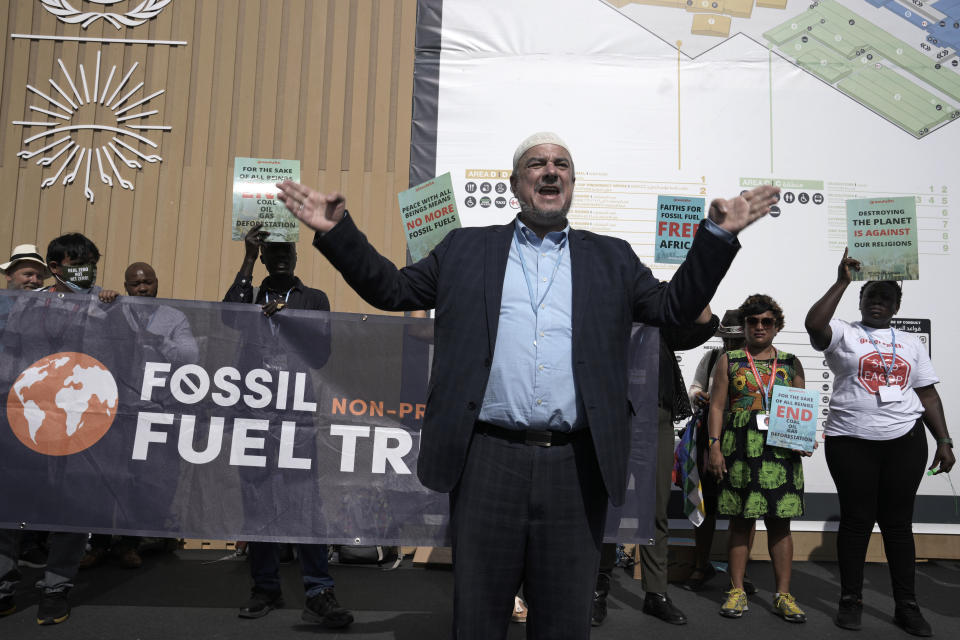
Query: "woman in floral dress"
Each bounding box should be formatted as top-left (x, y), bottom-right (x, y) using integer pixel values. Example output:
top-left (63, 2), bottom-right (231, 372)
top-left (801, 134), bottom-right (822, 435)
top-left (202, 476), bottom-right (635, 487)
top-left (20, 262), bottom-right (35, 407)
top-left (705, 294), bottom-right (809, 622)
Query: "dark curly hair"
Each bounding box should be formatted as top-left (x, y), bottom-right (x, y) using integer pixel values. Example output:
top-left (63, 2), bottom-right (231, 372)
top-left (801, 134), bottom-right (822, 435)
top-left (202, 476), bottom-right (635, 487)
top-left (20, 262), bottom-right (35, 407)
top-left (858, 280), bottom-right (902, 307)
top-left (736, 293), bottom-right (785, 331)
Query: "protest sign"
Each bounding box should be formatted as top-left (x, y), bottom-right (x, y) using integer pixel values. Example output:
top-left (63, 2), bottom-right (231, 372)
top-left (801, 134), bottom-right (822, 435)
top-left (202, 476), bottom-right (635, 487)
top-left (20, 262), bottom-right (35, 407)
top-left (654, 195), bottom-right (705, 264)
top-left (232, 157), bottom-right (301, 242)
top-left (0, 291), bottom-right (657, 545)
top-left (846, 196), bottom-right (918, 280)
top-left (767, 386), bottom-right (819, 453)
top-left (398, 173), bottom-right (460, 261)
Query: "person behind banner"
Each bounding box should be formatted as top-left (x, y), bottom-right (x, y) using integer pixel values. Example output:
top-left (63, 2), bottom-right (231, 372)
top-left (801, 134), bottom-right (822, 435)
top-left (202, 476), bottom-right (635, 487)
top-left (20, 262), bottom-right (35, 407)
top-left (222, 223), bottom-right (351, 629)
top-left (39, 233), bottom-right (119, 304)
top-left (276, 131), bottom-right (779, 638)
top-left (705, 294), bottom-right (810, 622)
top-left (0, 233), bottom-right (127, 626)
top-left (81, 261), bottom-right (199, 572)
top-left (2, 244), bottom-right (49, 292)
top-left (804, 250), bottom-right (954, 636)
top-left (681, 309), bottom-right (758, 594)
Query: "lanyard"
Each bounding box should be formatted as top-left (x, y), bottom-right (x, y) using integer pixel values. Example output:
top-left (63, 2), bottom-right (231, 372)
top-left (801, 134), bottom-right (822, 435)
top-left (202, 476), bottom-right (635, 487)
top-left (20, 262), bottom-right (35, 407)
top-left (513, 229), bottom-right (566, 317)
top-left (745, 349), bottom-right (778, 413)
top-left (265, 289), bottom-right (292, 336)
top-left (265, 289), bottom-right (293, 305)
top-left (860, 325), bottom-right (896, 385)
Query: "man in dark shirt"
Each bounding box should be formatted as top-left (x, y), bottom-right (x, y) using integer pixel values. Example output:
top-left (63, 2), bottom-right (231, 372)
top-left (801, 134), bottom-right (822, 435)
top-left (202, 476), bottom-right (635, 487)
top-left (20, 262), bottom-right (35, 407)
top-left (222, 223), bottom-right (350, 629)
top-left (223, 223), bottom-right (330, 314)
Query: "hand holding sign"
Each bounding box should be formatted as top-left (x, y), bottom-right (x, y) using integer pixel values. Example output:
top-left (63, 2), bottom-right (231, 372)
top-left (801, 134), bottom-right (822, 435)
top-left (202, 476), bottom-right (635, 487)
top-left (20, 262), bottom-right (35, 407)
top-left (276, 181), bottom-right (346, 233)
top-left (708, 185), bottom-right (780, 234)
top-left (244, 223), bottom-right (270, 260)
top-left (837, 247), bottom-right (861, 285)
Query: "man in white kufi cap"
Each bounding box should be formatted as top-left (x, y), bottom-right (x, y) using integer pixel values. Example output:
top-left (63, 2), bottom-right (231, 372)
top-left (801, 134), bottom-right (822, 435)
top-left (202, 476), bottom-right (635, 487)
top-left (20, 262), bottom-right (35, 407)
top-left (276, 133), bottom-right (781, 638)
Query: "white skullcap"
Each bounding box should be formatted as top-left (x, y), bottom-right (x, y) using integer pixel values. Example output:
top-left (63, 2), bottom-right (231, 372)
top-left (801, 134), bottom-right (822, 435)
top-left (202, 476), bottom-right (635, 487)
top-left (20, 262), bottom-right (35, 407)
top-left (512, 132), bottom-right (571, 171)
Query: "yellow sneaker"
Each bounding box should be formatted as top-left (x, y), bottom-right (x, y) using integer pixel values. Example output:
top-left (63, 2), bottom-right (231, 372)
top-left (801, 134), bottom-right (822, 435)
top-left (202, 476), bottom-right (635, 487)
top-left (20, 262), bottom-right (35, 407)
top-left (773, 592), bottom-right (807, 623)
top-left (720, 587), bottom-right (748, 618)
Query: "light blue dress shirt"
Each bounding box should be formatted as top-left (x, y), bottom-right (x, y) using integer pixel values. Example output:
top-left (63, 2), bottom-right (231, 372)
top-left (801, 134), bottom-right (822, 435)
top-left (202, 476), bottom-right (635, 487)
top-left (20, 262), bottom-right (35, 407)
top-left (477, 216), bottom-right (734, 432)
top-left (478, 218), bottom-right (582, 432)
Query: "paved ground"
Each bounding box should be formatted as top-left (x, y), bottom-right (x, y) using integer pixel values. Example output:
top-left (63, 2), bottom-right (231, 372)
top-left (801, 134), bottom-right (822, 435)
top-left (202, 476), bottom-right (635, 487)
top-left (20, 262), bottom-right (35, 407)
top-left (2, 549), bottom-right (958, 639)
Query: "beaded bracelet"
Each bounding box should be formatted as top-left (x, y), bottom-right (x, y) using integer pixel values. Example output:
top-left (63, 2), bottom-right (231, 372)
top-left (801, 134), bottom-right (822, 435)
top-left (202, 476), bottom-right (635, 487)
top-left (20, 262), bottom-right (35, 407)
top-left (708, 436), bottom-right (720, 448)
top-left (936, 437), bottom-right (953, 448)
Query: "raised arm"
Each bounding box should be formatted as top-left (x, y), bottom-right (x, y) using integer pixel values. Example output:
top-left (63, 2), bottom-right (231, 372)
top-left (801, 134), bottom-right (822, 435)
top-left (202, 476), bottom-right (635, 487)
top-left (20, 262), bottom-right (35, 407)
top-left (805, 248), bottom-right (860, 351)
top-left (278, 181), bottom-right (441, 312)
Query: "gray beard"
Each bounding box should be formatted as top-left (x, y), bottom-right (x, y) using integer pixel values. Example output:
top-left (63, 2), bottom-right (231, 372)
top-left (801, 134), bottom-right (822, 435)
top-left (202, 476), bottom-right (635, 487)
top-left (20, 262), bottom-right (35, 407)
top-left (517, 199), bottom-right (570, 229)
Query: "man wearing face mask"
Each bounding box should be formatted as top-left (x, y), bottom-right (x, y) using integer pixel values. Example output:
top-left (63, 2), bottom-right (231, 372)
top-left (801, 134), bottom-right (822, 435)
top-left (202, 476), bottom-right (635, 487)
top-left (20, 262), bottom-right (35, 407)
top-left (41, 233), bottom-right (119, 304)
top-left (0, 233), bottom-right (124, 625)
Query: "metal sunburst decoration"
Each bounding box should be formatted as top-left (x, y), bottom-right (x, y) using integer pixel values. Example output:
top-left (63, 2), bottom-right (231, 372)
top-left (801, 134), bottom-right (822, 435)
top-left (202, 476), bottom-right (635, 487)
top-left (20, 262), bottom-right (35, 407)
top-left (14, 50), bottom-right (171, 204)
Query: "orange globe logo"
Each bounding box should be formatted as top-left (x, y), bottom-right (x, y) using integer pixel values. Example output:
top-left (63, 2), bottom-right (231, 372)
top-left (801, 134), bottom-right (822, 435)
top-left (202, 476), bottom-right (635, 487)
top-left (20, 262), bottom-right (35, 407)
top-left (6, 352), bottom-right (119, 456)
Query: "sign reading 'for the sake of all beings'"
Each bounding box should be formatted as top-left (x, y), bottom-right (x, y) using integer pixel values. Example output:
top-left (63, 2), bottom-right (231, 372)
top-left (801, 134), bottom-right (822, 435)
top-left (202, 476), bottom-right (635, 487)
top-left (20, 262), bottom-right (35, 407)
top-left (845, 196), bottom-right (919, 280)
top-left (398, 173), bottom-right (461, 261)
top-left (232, 158), bottom-right (301, 242)
top-left (766, 386), bottom-right (819, 454)
top-left (654, 195), bottom-right (705, 264)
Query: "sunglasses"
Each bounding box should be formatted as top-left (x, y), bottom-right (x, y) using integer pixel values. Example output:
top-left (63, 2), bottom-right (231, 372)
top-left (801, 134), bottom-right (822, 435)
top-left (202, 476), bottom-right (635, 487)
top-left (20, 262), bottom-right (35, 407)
top-left (745, 316), bottom-right (775, 328)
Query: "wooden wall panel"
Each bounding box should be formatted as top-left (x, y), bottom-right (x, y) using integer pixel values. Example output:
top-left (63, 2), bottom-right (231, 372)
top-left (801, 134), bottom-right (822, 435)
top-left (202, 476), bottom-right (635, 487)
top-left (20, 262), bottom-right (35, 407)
top-left (1, 0), bottom-right (419, 315)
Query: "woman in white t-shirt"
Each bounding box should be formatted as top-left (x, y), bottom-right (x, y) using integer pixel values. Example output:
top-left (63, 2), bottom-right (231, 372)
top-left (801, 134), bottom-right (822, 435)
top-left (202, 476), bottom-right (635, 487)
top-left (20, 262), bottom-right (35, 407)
top-left (805, 249), bottom-right (954, 637)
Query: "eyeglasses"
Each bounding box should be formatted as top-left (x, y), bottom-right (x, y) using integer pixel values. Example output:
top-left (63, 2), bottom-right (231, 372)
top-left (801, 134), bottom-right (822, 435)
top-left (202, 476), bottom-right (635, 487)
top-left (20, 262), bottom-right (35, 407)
top-left (745, 316), bottom-right (775, 328)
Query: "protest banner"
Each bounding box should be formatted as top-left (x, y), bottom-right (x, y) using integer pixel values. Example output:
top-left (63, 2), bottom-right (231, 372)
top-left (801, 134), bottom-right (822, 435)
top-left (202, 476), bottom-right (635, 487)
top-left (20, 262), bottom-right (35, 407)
top-left (0, 291), bottom-right (657, 545)
top-left (398, 173), bottom-right (460, 261)
top-left (767, 386), bottom-right (819, 453)
top-left (654, 195), bottom-right (705, 264)
top-left (846, 196), bottom-right (919, 280)
top-left (232, 157), bottom-right (301, 242)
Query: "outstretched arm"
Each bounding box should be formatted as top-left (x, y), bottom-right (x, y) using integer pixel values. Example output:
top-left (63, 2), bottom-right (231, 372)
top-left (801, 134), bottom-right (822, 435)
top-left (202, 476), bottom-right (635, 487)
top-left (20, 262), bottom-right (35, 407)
top-left (805, 248), bottom-right (860, 351)
top-left (277, 181), bottom-right (441, 312)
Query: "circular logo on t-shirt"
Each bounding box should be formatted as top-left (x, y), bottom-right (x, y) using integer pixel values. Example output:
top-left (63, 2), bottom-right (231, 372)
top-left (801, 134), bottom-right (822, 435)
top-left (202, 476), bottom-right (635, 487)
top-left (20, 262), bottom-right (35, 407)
top-left (7, 352), bottom-right (118, 455)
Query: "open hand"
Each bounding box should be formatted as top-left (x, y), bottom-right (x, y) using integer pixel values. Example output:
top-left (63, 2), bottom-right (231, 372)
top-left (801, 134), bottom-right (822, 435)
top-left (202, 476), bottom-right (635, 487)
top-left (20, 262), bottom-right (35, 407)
top-left (708, 185), bottom-right (781, 234)
top-left (276, 181), bottom-right (346, 233)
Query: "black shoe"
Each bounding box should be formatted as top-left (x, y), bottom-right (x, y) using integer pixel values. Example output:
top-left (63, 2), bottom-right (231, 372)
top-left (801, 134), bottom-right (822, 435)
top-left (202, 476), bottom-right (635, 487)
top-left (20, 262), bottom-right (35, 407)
top-left (642, 592), bottom-right (688, 625)
top-left (835, 595), bottom-right (862, 630)
top-left (238, 590), bottom-right (284, 619)
top-left (302, 588), bottom-right (354, 629)
top-left (592, 572), bottom-right (610, 626)
top-left (36, 587), bottom-right (70, 625)
top-left (681, 564), bottom-right (717, 592)
top-left (0, 594), bottom-right (15, 617)
top-left (742, 575), bottom-right (758, 596)
top-left (894, 601), bottom-right (932, 637)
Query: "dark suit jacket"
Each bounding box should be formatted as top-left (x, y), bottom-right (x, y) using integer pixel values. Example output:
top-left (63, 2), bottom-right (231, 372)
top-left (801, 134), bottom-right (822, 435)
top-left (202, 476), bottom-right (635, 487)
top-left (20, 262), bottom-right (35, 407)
top-left (314, 214), bottom-right (738, 505)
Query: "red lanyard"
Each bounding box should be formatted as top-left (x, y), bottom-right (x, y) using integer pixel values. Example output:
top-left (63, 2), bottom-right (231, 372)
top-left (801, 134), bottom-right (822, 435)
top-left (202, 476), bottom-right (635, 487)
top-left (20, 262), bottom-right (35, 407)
top-left (745, 349), bottom-right (778, 413)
